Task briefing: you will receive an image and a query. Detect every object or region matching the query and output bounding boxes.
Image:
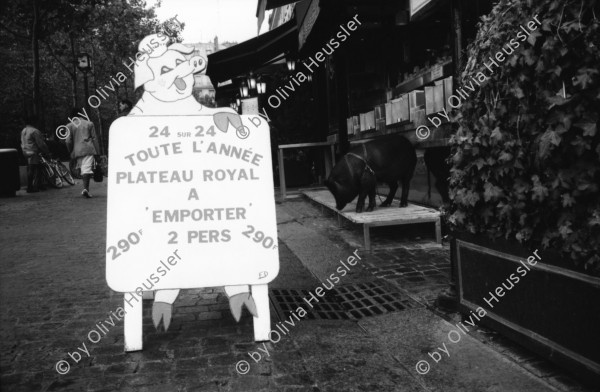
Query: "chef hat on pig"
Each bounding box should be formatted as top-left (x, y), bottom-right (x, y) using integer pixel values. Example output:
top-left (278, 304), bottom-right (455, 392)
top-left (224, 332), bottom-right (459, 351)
top-left (133, 33), bottom-right (196, 90)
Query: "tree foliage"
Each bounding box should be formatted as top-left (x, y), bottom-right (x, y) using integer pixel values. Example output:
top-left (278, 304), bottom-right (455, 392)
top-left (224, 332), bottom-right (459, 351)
top-left (0, 0), bottom-right (164, 152)
top-left (447, 0), bottom-right (600, 274)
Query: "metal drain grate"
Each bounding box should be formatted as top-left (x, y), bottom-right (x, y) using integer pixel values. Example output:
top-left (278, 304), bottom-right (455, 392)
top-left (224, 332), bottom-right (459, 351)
top-left (270, 280), bottom-right (414, 321)
top-left (333, 281), bottom-right (414, 319)
top-left (270, 289), bottom-right (350, 320)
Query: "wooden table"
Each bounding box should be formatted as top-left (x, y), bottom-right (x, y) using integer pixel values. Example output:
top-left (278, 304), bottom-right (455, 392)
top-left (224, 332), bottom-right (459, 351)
top-left (303, 189), bottom-right (442, 250)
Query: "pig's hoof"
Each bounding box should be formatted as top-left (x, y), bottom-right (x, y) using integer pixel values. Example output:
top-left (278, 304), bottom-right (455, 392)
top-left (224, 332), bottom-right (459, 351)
top-left (152, 301), bottom-right (173, 331)
top-left (355, 206), bottom-right (364, 213)
top-left (399, 202), bottom-right (408, 207)
top-left (366, 205), bottom-right (375, 212)
top-left (229, 293), bottom-right (258, 322)
top-left (380, 201), bottom-right (391, 207)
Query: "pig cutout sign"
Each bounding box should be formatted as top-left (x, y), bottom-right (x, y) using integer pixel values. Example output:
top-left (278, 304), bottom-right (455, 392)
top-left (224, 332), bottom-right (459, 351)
top-left (106, 34), bottom-right (278, 352)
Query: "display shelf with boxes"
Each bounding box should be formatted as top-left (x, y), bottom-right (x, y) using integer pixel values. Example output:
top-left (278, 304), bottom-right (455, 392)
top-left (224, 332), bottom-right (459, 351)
top-left (394, 60), bottom-right (452, 95)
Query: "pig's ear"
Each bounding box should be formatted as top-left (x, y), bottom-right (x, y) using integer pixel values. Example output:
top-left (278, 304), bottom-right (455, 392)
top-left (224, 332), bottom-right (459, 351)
top-left (134, 60), bottom-right (153, 90)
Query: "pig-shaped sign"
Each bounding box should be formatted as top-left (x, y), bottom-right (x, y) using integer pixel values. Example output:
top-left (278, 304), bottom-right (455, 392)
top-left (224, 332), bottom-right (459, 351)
top-left (107, 33), bottom-right (278, 352)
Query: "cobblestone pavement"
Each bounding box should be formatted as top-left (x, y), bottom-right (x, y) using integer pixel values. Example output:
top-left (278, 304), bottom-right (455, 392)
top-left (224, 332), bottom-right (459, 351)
top-left (283, 193), bottom-right (595, 392)
top-left (0, 183), bottom-right (313, 391)
top-left (0, 183), bottom-right (595, 391)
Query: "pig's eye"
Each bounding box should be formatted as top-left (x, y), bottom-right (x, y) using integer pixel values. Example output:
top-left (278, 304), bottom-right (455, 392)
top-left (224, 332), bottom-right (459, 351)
top-left (175, 59), bottom-right (184, 66)
top-left (160, 66), bottom-right (172, 75)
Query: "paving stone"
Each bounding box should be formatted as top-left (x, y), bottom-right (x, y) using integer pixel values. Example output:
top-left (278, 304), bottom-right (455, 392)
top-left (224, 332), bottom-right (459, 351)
top-left (0, 183), bottom-right (593, 391)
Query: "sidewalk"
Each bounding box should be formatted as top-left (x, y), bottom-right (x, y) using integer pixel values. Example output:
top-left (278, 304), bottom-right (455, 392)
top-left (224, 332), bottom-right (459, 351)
top-left (0, 183), bottom-right (593, 391)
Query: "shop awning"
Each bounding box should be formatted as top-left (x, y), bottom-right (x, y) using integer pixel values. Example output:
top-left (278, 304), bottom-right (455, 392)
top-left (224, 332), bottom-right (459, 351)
top-left (256, 0), bottom-right (300, 34)
top-left (206, 19), bottom-right (298, 85)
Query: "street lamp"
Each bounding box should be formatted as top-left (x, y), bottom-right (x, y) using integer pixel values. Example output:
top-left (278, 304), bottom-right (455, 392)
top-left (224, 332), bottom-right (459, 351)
top-left (77, 53), bottom-right (92, 109)
top-left (286, 56), bottom-right (295, 72)
top-left (77, 53), bottom-right (92, 72)
top-left (239, 81), bottom-right (249, 98)
top-left (247, 73), bottom-right (257, 90)
top-left (257, 81), bottom-right (266, 94)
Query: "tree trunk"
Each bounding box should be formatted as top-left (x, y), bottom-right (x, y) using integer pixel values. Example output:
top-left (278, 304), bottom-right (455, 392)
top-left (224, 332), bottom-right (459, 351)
top-left (70, 35), bottom-right (78, 107)
top-left (123, 78), bottom-right (129, 99)
top-left (91, 46), bottom-right (105, 155)
top-left (32, 0), bottom-right (41, 121)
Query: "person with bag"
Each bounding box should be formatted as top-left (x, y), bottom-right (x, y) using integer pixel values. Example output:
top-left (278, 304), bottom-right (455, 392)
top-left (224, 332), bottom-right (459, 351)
top-left (65, 108), bottom-right (100, 198)
top-left (20, 113), bottom-right (50, 193)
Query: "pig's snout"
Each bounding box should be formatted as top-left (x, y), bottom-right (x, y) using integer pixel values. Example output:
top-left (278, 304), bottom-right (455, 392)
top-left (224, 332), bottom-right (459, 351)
top-left (189, 56), bottom-right (206, 74)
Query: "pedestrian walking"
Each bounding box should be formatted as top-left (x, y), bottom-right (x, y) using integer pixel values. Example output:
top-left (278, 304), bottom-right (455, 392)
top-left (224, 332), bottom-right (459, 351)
top-left (65, 108), bottom-right (100, 198)
top-left (20, 113), bottom-right (50, 193)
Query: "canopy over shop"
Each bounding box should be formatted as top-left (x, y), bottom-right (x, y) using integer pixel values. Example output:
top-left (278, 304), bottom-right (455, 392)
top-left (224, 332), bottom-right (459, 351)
top-left (207, 0), bottom-right (494, 206)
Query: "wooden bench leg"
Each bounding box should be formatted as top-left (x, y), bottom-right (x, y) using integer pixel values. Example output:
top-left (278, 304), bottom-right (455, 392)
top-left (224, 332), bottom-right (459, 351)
top-left (435, 219), bottom-right (442, 245)
top-left (363, 225), bottom-right (371, 251)
top-left (124, 293), bottom-right (143, 352)
top-left (251, 284), bottom-right (270, 342)
top-left (278, 149), bottom-right (286, 201)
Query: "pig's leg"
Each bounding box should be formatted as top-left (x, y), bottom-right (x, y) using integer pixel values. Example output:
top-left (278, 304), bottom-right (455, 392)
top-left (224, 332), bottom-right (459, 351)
top-left (152, 289), bottom-right (180, 331)
top-left (225, 285), bottom-right (257, 322)
top-left (359, 171), bottom-right (376, 213)
top-left (356, 191), bottom-right (367, 213)
top-left (399, 175), bottom-right (411, 207)
top-left (381, 181), bottom-right (398, 207)
top-left (366, 187), bottom-right (376, 212)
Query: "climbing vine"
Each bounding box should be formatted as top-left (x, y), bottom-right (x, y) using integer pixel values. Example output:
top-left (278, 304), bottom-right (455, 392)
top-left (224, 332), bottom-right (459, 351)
top-left (447, 0), bottom-right (600, 274)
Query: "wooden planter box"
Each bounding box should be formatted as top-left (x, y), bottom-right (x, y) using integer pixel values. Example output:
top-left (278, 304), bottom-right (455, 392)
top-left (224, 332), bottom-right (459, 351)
top-left (452, 234), bottom-right (600, 385)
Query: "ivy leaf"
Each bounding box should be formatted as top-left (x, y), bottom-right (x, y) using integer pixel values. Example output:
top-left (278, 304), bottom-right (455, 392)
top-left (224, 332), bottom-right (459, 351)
top-left (538, 129), bottom-right (561, 158)
top-left (523, 49), bottom-right (536, 65)
top-left (531, 175), bottom-right (549, 202)
top-left (561, 193), bottom-right (575, 207)
top-left (491, 127), bottom-right (503, 141)
top-left (558, 222), bottom-right (573, 238)
top-left (484, 182), bottom-right (503, 201)
top-left (572, 68), bottom-right (598, 89)
top-left (474, 158), bottom-right (486, 170)
top-left (574, 121), bottom-right (597, 137)
top-left (589, 212), bottom-right (600, 226)
top-left (498, 151), bottom-right (513, 162)
top-left (464, 190), bottom-right (481, 207)
top-left (449, 210), bottom-right (467, 225)
top-left (513, 86), bottom-right (525, 99)
top-left (527, 30), bottom-right (542, 46)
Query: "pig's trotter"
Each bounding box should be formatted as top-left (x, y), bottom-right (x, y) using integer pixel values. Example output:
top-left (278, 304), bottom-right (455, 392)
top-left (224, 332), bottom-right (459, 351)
top-left (399, 201), bottom-right (408, 207)
top-left (152, 302), bottom-right (173, 331)
top-left (213, 112), bottom-right (229, 132)
top-left (355, 203), bottom-right (364, 213)
top-left (229, 293), bottom-right (258, 322)
top-left (380, 200), bottom-right (391, 207)
top-left (366, 197), bottom-right (376, 212)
